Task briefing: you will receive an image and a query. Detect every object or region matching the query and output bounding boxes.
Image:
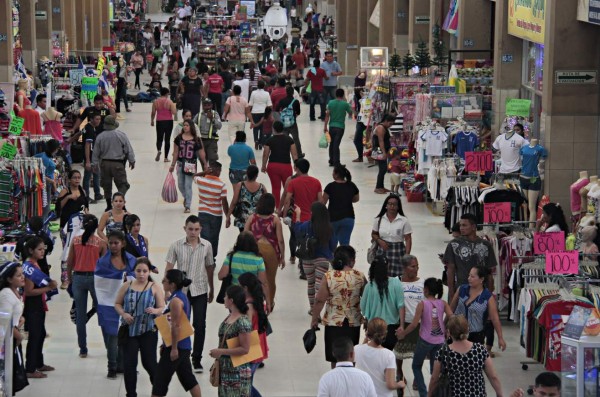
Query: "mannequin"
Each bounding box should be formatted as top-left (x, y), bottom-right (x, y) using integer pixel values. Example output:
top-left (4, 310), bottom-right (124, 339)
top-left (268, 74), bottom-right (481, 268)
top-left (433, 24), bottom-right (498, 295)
top-left (580, 175), bottom-right (598, 217)
top-left (15, 79), bottom-right (31, 112)
top-left (493, 128), bottom-right (527, 175)
top-left (571, 171), bottom-right (590, 215)
top-left (520, 138), bottom-right (548, 222)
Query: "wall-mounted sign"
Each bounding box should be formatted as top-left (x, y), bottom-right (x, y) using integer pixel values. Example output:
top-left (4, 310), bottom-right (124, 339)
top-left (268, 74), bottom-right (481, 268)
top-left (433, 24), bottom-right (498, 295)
top-left (577, 0), bottom-right (600, 25)
top-left (463, 39), bottom-right (474, 47)
top-left (507, 0), bottom-right (546, 45)
top-left (35, 11), bottom-right (47, 20)
top-left (0, 34), bottom-right (7, 43)
top-left (397, 12), bottom-right (406, 18)
top-left (555, 70), bottom-right (598, 84)
top-left (415, 16), bottom-right (430, 24)
top-left (501, 54), bottom-right (514, 63)
top-left (52, 7), bottom-right (61, 14)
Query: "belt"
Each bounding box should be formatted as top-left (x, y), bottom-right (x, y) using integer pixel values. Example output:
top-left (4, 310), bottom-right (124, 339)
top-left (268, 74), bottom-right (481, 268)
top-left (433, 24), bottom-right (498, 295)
top-left (73, 271), bottom-right (94, 276)
top-left (103, 159), bottom-right (125, 162)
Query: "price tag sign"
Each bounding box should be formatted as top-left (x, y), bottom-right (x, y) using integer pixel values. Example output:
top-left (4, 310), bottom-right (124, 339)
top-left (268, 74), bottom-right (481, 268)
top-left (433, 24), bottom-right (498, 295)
top-left (484, 202), bottom-right (511, 223)
top-left (546, 251), bottom-right (579, 275)
top-left (8, 115), bottom-right (24, 135)
top-left (0, 143), bottom-right (18, 160)
top-left (465, 151), bottom-right (493, 172)
top-left (533, 232), bottom-right (565, 254)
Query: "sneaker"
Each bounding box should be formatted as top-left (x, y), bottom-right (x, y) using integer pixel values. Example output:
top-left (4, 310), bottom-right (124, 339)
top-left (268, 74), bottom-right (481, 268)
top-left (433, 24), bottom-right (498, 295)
top-left (193, 361), bottom-right (204, 373)
top-left (95, 194), bottom-right (104, 201)
top-left (107, 370), bottom-right (117, 379)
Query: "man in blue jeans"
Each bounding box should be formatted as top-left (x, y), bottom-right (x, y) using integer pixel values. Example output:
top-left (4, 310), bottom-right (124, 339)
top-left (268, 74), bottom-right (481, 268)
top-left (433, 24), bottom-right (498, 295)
top-left (321, 51), bottom-right (343, 104)
top-left (83, 113), bottom-right (104, 203)
top-left (323, 88), bottom-right (353, 166)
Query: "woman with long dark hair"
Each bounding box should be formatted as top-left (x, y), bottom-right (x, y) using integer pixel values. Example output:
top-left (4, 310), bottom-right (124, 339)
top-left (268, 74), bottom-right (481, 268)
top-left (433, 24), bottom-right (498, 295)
top-left (170, 117), bottom-right (207, 213)
top-left (238, 272), bottom-right (269, 397)
top-left (293, 201), bottom-right (337, 313)
top-left (372, 114), bottom-right (395, 194)
top-left (218, 232), bottom-right (271, 311)
top-left (322, 164), bottom-right (360, 246)
top-left (115, 258), bottom-right (165, 397)
top-left (371, 194), bottom-right (413, 278)
top-left (209, 285), bottom-right (253, 396)
top-left (360, 254), bottom-right (405, 383)
top-left (151, 269), bottom-right (200, 397)
top-left (98, 193), bottom-right (129, 241)
top-left (151, 87), bottom-right (177, 162)
top-left (123, 214), bottom-right (150, 259)
top-left (537, 202), bottom-right (569, 234)
top-left (311, 246), bottom-right (367, 368)
top-left (66, 214), bottom-right (107, 358)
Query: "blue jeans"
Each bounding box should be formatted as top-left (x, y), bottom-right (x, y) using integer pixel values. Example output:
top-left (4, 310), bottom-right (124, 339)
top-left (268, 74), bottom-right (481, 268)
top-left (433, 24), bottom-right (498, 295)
top-left (72, 274), bottom-right (97, 354)
top-left (412, 338), bottom-right (443, 397)
top-left (83, 167), bottom-right (101, 198)
top-left (198, 212), bottom-right (223, 260)
top-left (309, 91), bottom-right (325, 120)
top-left (324, 86), bottom-right (336, 104)
top-left (331, 218), bottom-right (355, 246)
top-left (102, 329), bottom-right (120, 371)
top-left (177, 167), bottom-right (194, 209)
top-left (250, 362), bottom-right (262, 397)
top-left (328, 127), bottom-right (345, 165)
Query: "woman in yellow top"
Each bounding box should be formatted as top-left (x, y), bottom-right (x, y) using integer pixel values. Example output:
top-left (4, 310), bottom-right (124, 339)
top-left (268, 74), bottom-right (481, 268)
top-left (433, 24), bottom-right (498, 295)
top-left (311, 246), bottom-right (367, 368)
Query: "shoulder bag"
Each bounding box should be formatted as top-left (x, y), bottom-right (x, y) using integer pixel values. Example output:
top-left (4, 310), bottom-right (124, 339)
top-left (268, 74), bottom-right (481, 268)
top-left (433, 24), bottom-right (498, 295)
top-left (216, 255), bottom-right (233, 304)
top-left (210, 320), bottom-right (235, 387)
top-left (432, 345), bottom-right (452, 397)
top-left (367, 217), bottom-right (383, 264)
top-left (118, 280), bottom-right (150, 346)
top-left (295, 222), bottom-right (318, 260)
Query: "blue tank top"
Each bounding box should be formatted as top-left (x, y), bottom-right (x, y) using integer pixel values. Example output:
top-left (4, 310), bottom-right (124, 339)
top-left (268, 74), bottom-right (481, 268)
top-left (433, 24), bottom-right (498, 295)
top-left (166, 289), bottom-right (192, 350)
top-left (122, 284), bottom-right (156, 336)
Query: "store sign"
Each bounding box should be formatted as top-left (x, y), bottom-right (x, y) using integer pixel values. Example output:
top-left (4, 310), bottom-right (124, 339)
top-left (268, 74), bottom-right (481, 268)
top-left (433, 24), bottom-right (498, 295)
top-left (240, 1), bottom-right (255, 17)
top-left (415, 16), bottom-right (430, 24)
top-left (0, 143), bottom-right (17, 160)
top-left (52, 7), bottom-right (61, 14)
top-left (562, 306), bottom-right (592, 340)
top-left (546, 251), bottom-right (578, 275)
top-left (69, 69), bottom-right (85, 86)
top-left (463, 39), bottom-right (474, 47)
top-left (466, 151), bottom-right (493, 172)
top-left (81, 77), bottom-right (99, 101)
top-left (240, 22), bottom-right (251, 38)
top-left (507, 0), bottom-right (546, 45)
top-left (501, 54), bottom-right (514, 63)
top-left (429, 85), bottom-right (456, 94)
top-left (484, 202), bottom-right (511, 223)
top-left (555, 71), bottom-right (598, 84)
top-left (577, 0), bottom-right (600, 25)
top-left (0, 34), bottom-right (7, 43)
top-left (8, 112), bottom-right (24, 135)
top-left (533, 232), bottom-right (565, 254)
top-left (35, 11), bottom-right (47, 20)
top-left (505, 98), bottom-right (531, 118)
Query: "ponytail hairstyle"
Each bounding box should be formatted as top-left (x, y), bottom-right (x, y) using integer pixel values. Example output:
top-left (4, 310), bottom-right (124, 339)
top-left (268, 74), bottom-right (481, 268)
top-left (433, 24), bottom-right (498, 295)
top-left (81, 214), bottom-right (99, 246)
top-left (543, 203), bottom-right (569, 233)
top-left (238, 272), bottom-right (268, 333)
top-left (123, 214), bottom-right (141, 234)
top-left (333, 164), bottom-right (352, 182)
top-left (165, 268), bottom-right (192, 290)
top-left (24, 236), bottom-right (45, 259)
top-left (366, 318), bottom-right (388, 346)
top-left (331, 245), bottom-right (355, 271)
top-left (368, 255), bottom-right (389, 302)
top-left (424, 277), bottom-right (444, 299)
top-left (225, 285), bottom-right (249, 314)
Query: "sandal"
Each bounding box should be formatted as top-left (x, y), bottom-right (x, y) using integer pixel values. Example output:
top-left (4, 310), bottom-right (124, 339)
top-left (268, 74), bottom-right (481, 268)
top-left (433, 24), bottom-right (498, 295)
top-left (155, 151), bottom-right (161, 162)
top-left (37, 365), bottom-right (55, 372)
top-left (27, 370), bottom-right (47, 379)
top-left (164, 158), bottom-right (170, 162)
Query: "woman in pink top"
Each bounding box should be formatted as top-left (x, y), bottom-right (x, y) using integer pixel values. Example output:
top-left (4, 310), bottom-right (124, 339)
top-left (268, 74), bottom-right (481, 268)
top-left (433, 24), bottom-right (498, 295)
top-left (223, 85), bottom-right (252, 143)
top-left (151, 87), bottom-right (177, 162)
top-left (397, 278), bottom-right (452, 397)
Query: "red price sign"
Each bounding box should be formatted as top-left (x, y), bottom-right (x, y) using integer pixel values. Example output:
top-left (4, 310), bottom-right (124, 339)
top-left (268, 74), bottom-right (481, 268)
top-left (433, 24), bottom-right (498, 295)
top-left (465, 151), bottom-right (493, 172)
top-left (533, 232), bottom-right (565, 254)
top-left (546, 251), bottom-right (579, 275)
top-left (484, 202), bottom-right (511, 223)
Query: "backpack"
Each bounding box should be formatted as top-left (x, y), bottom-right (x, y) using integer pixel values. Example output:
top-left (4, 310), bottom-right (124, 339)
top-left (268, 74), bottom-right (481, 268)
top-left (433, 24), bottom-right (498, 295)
top-left (295, 223), bottom-right (318, 260)
top-left (280, 99), bottom-right (297, 128)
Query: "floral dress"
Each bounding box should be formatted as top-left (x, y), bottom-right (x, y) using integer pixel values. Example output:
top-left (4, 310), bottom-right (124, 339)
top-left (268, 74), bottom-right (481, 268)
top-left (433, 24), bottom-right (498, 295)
top-left (322, 269), bottom-right (366, 327)
top-left (218, 315), bottom-right (253, 397)
top-left (234, 183), bottom-right (264, 229)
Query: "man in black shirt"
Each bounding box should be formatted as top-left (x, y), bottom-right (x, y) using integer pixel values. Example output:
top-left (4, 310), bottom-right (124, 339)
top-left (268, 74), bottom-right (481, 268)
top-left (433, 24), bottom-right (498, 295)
top-left (219, 62), bottom-right (234, 112)
top-left (69, 94), bottom-right (116, 142)
top-left (276, 86), bottom-right (304, 158)
top-left (82, 113), bottom-right (104, 202)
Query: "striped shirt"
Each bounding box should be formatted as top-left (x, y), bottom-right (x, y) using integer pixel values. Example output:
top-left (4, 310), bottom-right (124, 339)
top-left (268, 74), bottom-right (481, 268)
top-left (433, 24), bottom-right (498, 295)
top-left (244, 67), bottom-right (262, 89)
top-left (194, 175), bottom-right (227, 216)
top-left (166, 237), bottom-right (215, 297)
top-left (223, 251), bottom-right (266, 285)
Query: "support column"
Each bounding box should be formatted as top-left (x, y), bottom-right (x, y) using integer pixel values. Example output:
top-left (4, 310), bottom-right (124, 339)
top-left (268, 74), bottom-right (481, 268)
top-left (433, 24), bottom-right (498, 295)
top-left (345, 0), bottom-right (359, 74)
top-left (36, 0), bottom-right (53, 59)
top-left (408, 0), bottom-right (430, 53)
top-left (84, 0), bottom-right (94, 52)
top-left (357, 0), bottom-right (369, 47)
top-left (367, 0), bottom-right (379, 47)
top-left (456, 0), bottom-right (493, 58)
top-left (378, 0), bottom-right (394, 50)
top-left (394, 0), bottom-right (409, 52)
top-left (336, 0), bottom-right (347, 72)
top-left (542, 0), bottom-right (600, 207)
top-left (74, 0), bottom-right (85, 51)
top-left (491, 0), bottom-right (523, 134)
top-left (0, 0), bottom-right (15, 81)
top-left (20, 0), bottom-right (37, 70)
top-left (101, 0), bottom-right (110, 48)
top-left (51, 0), bottom-right (66, 42)
top-left (430, 0), bottom-right (451, 53)
top-left (64, 0), bottom-right (77, 55)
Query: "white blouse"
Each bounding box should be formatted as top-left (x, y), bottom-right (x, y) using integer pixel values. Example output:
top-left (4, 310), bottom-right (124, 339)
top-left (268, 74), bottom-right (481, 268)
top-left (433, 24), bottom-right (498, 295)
top-left (372, 214), bottom-right (413, 243)
top-left (0, 288), bottom-right (23, 327)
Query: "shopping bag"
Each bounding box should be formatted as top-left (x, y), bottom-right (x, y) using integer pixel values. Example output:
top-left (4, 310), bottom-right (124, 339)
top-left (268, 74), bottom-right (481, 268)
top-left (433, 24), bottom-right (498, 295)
top-left (319, 133), bottom-right (328, 149)
top-left (161, 172), bottom-right (178, 203)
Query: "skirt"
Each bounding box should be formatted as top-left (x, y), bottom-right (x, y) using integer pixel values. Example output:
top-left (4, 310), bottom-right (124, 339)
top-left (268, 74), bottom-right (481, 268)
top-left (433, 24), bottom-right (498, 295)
top-left (324, 323), bottom-right (361, 363)
top-left (394, 322), bottom-right (420, 360)
top-left (382, 323), bottom-right (399, 351)
top-left (376, 241), bottom-right (406, 278)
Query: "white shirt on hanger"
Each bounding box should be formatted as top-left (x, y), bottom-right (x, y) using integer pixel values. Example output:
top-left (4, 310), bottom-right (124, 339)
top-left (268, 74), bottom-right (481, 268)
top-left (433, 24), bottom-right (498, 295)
top-left (492, 133), bottom-right (527, 173)
top-left (422, 129), bottom-right (448, 157)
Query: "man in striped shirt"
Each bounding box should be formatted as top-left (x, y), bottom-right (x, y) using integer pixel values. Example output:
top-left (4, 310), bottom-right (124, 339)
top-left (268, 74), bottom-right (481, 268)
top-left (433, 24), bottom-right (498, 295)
top-left (194, 161), bottom-right (229, 263)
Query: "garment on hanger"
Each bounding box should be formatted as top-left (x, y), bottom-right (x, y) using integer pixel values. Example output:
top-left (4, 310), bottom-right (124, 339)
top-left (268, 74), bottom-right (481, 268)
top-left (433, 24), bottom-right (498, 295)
top-left (453, 129), bottom-right (480, 159)
top-left (444, 185), bottom-right (481, 230)
top-left (421, 127), bottom-right (448, 157)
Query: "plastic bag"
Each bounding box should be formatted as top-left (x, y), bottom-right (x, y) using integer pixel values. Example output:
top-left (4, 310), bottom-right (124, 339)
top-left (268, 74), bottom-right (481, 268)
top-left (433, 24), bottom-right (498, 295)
top-left (319, 133), bottom-right (328, 149)
top-left (162, 172), bottom-right (178, 203)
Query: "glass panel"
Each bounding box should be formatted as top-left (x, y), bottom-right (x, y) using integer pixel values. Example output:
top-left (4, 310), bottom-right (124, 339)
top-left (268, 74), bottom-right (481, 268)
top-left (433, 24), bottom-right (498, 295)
top-left (562, 342), bottom-right (578, 396)
top-left (584, 347), bottom-right (600, 396)
top-left (523, 41), bottom-right (544, 92)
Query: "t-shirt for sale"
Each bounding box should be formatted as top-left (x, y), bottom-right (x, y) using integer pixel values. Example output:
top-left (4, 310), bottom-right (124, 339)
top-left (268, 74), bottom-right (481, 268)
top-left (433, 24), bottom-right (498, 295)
top-left (453, 131), bottom-right (479, 159)
top-left (287, 175), bottom-right (322, 222)
top-left (492, 133), bottom-right (527, 173)
top-left (421, 130), bottom-right (448, 157)
top-left (207, 74), bottom-right (224, 94)
top-left (326, 99), bottom-right (352, 129)
top-left (265, 134), bottom-right (295, 164)
top-left (520, 144), bottom-right (548, 177)
top-left (174, 135), bottom-right (203, 164)
top-left (443, 237), bottom-right (498, 286)
top-left (354, 344), bottom-right (397, 397)
top-left (324, 181), bottom-right (359, 221)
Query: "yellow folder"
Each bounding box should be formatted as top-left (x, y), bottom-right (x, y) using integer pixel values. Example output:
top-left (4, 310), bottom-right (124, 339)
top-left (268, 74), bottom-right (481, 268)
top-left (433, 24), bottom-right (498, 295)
top-left (155, 314), bottom-right (195, 347)
top-left (226, 330), bottom-right (263, 367)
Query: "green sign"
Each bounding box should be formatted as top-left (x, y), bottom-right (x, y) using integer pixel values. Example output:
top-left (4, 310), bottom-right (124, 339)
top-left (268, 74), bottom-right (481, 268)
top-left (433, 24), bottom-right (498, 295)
top-left (81, 77), bottom-right (99, 101)
top-left (8, 115), bottom-right (25, 135)
top-left (505, 98), bottom-right (532, 118)
top-left (0, 142), bottom-right (17, 160)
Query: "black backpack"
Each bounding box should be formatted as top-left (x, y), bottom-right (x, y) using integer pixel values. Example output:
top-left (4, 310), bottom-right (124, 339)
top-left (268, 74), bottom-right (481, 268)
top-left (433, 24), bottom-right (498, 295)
top-left (295, 223), bottom-right (318, 260)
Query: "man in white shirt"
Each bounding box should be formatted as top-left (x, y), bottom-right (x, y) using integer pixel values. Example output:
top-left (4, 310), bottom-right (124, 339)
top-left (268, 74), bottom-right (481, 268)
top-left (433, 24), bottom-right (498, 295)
top-left (317, 338), bottom-right (377, 397)
top-left (34, 94), bottom-right (47, 129)
top-left (233, 70), bottom-right (250, 101)
top-left (248, 80), bottom-right (273, 149)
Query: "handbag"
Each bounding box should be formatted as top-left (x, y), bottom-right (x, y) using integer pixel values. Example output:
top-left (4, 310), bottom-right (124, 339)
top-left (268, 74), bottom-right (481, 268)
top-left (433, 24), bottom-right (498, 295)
top-left (118, 281), bottom-right (150, 346)
top-left (432, 345), bottom-right (452, 397)
top-left (210, 321), bottom-right (235, 387)
top-left (367, 217), bottom-right (383, 264)
top-left (13, 345), bottom-right (29, 393)
top-left (216, 255), bottom-right (233, 304)
top-left (295, 224), bottom-right (318, 260)
top-left (183, 161), bottom-right (197, 175)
